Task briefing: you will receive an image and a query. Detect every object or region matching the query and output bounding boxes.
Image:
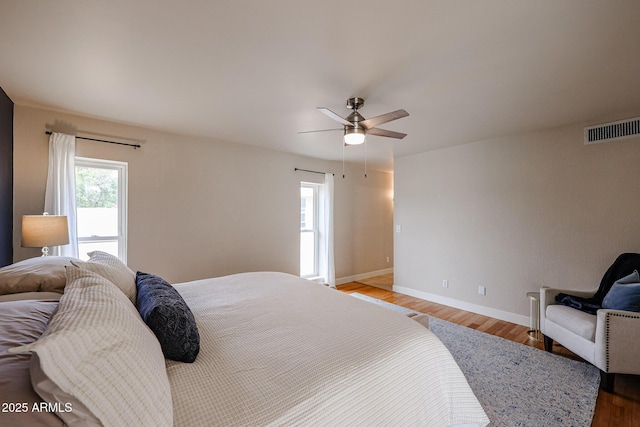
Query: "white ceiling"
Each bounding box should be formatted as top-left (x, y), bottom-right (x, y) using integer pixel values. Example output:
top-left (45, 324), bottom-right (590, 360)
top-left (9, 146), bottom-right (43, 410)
top-left (1, 0), bottom-right (639, 171)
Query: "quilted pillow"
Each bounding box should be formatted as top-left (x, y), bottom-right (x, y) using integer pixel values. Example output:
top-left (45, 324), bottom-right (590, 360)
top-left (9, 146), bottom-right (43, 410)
top-left (136, 272), bottom-right (200, 363)
top-left (9, 266), bottom-right (172, 426)
top-left (71, 260), bottom-right (136, 303)
top-left (602, 270), bottom-right (640, 312)
top-left (84, 251), bottom-right (137, 303)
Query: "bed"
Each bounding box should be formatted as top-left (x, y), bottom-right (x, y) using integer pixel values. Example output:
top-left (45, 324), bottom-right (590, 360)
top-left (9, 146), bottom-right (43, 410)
top-left (0, 254), bottom-right (489, 427)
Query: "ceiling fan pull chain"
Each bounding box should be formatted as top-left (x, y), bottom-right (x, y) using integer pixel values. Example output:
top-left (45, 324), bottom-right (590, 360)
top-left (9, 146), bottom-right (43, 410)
top-left (364, 139), bottom-right (368, 178)
top-left (342, 142), bottom-right (346, 179)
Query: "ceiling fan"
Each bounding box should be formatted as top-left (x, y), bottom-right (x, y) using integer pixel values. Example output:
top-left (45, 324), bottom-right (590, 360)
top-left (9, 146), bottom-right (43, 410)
top-left (300, 97), bottom-right (409, 145)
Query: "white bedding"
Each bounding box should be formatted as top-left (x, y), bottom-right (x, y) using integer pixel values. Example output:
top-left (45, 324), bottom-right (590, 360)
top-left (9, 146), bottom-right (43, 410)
top-left (169, 272), bottom-right (489, 427)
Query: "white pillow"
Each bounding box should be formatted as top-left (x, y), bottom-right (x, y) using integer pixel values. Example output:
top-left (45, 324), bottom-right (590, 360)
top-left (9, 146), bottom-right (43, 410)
top-left (71, 259), bottom-right (136, 303)
top-left (10, 266), bottom-right (172, 427)
top-left (87, 251), bottom-right (137, 304)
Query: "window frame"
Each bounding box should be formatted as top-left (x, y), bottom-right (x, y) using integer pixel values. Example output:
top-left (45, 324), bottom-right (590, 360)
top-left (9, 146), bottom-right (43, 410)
top-left (75, 157), bottom-right (128, 262)
top-left (300, 182), bottom-right (320, 279)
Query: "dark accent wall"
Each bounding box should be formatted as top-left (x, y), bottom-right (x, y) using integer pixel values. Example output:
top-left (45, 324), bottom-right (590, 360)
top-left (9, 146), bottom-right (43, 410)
top-left (0, 86), bottom-right (13, 266)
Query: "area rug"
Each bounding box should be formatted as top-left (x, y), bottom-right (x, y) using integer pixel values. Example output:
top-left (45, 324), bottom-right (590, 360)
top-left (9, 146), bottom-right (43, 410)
top-left (350, 293), bottom-right (600, 427)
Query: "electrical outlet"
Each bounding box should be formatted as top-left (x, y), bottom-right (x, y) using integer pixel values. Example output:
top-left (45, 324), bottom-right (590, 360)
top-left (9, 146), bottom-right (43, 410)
top-left (386, 256), bottom-right (390, 263)
top-left (442, 280), bottom-right (448, 288)
top-left (478, 285), bottom-right (486, 296)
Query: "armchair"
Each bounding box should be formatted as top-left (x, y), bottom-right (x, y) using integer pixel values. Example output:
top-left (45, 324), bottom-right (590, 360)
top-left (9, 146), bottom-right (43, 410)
top-left (540, 253), bottom-right (640, 392)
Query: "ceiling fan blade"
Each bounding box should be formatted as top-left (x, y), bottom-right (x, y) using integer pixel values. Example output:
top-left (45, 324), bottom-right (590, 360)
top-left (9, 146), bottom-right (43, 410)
top-left (360, 109), bottom-right (409, 129)
top-left (298, 128), bottom-right (342, 134)
top-left (366, 127), bottom-right (407, 139)
top-left (317, 107), bottom-right (353, 126)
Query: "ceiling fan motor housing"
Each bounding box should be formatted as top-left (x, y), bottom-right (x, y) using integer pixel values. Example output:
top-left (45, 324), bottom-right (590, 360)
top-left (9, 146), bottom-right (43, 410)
top-left (346, 110), bottom-right (365, 125)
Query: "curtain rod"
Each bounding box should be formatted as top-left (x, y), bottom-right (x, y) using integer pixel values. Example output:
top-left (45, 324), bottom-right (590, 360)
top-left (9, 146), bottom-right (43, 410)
top-left (45, 131), bottom-right (141, 149)
top-left (294, 168), bottom-right (334, 176)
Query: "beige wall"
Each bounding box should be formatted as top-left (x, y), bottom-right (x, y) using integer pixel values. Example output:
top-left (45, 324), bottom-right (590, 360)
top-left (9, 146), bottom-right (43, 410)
top-left (394, 122), bottom-right (640, 321)
top-left (13, 105), bottom-right (393, 283)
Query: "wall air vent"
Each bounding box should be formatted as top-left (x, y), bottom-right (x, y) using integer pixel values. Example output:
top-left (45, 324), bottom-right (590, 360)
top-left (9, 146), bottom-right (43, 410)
top-left (584, 117), bottom-right (640, 145)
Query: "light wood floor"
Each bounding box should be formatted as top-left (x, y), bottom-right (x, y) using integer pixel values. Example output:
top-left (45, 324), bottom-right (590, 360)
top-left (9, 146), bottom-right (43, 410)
top-left (338, 274), bottom-right (640, 427)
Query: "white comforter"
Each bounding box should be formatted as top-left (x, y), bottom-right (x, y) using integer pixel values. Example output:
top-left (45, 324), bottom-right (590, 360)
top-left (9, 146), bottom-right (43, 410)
top-left (168, 272), bottom-right (489, 427)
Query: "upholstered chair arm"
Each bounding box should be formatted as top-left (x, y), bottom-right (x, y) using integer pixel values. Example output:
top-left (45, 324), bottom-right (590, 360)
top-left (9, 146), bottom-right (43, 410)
top-left (594, 309), bottom-right (640, 375)
top-left (539, 287), bottom-right (597, 333)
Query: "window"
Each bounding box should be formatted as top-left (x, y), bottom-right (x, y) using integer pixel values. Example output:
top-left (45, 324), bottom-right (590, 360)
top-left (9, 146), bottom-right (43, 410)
top-left (75, 157), bottom-right (128, 262)
top-left (300, 183), bottom-right (319, 278)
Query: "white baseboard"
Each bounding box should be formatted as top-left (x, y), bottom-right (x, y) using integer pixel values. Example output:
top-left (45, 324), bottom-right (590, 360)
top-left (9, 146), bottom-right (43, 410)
top-left (392, 285), bottom-right (530, 327)
top-left (336, 268), bottom-right (394, 286)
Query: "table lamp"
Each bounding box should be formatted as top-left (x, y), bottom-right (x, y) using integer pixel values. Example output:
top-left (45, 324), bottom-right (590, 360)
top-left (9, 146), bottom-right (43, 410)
top-left (21, 213), bottom-right (69, 256)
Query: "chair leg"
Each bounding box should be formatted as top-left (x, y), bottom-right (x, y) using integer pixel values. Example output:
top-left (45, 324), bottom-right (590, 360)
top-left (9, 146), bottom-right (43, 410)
top-left (600, 371), bottom-right (615, 392)
top-left (543, 335), bottom-right (553, 352)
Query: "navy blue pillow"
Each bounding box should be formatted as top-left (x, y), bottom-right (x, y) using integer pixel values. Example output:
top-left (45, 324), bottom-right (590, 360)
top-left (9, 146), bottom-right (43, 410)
top-left (135, 272), bottom-right (200, 362)
top-left (602, 270), bottom-right (640, 312)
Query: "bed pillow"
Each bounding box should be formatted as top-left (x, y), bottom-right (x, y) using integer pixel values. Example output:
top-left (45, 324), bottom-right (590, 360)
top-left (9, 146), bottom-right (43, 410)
top-left (71, 259), bottom-right (136, 303)
top-left (0, 300), bottom-right (64, 427)
top-left (9, 266), bottom-right (173, 427)
top-left (0, 256), bottom-right (79, 295)
top-left (0, 291), bottom-right (62, 302)
top-left (81, 251), bottom-right (137, 303)
top-left (602, 270), bottom-right (640, 312)
top-left (136, 271), bottom-right (200, 363)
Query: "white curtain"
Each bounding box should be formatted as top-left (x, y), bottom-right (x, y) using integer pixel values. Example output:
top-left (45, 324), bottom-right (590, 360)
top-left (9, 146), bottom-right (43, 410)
top-left (44, 132), bottom-right (78, 257)
top-left (320, 173), bottom-right (335, 287)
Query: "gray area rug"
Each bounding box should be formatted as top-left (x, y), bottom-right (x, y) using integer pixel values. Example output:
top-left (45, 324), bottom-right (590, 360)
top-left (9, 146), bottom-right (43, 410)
top-left (350, 293), bottom-right (600, 427)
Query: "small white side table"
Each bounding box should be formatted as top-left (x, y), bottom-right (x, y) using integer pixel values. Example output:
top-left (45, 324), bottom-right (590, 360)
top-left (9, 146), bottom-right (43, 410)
top-left (527, 291), bottom-right (542, 341)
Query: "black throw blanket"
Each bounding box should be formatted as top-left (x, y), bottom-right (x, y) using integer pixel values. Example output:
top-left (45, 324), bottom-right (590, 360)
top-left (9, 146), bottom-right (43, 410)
top-left (556, 253), bottom-right (640, 315)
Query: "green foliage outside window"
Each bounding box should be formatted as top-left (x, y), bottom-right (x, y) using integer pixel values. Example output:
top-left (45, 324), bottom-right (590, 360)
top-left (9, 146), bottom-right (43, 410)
top-left (76, 167), bottom-right (118, 208)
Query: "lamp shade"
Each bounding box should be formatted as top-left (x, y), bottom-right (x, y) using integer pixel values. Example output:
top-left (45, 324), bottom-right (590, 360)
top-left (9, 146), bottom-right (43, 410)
top-left (21, 215), bottom-right (70, 247)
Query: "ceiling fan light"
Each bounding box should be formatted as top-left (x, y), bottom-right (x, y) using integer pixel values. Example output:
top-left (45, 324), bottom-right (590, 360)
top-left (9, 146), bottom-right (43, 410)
top-left (344, 127), bottom-right (365, 145)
